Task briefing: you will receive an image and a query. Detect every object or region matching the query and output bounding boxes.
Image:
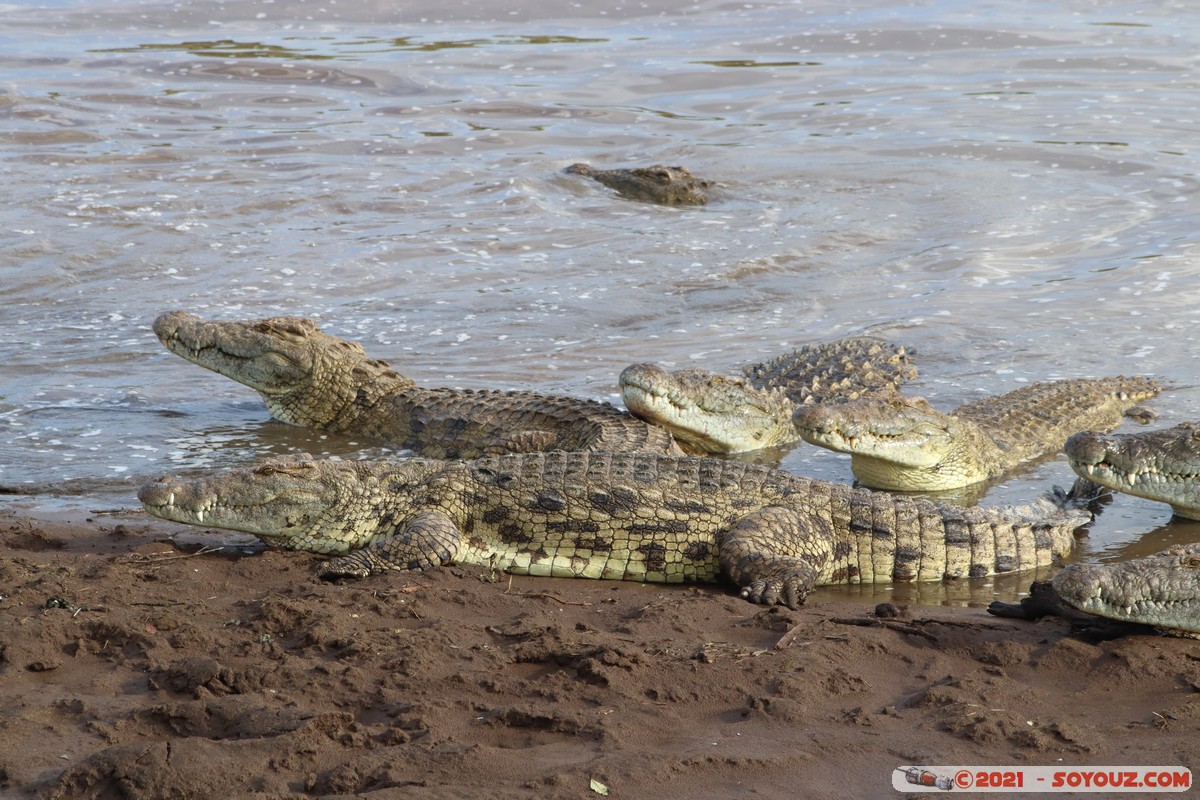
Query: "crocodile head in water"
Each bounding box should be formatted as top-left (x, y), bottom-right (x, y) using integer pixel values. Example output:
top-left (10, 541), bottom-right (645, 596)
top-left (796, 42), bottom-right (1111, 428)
top-left (153, 310), bottom-right (409, 430)
top-left (793, 395), bottom-right (1002, 490)
top-left (564, 163), bottom-right (711, 206)
top-left (619, 363), bottom-right (795, 454)
top-left (1065, 423), bottom-right (1200, 520)
top-left (1052, 543), bottom-right (1200, 637)
top-left (138, 454), bottom-right (441, 553)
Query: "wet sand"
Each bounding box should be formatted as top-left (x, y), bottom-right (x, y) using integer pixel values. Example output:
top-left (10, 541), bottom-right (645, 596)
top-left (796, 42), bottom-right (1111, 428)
top-left (1, 510), bottom-right (1196, 799)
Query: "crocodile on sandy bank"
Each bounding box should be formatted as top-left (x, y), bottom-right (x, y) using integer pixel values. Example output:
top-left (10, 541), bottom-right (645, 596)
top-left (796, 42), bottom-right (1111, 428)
top-left (139, 451), bottom-right (1093, 608)
top-left (1065, 422), bottom-right (1200, 520)
top-left (792, 377), bottom-right (1162, 491)
top-left (620, 337), bottom-right (915, 455)
top-left (989, 544), bottom-right (1200, 638)
top-left (153, 311), bottom-right (681, 460)
top-left (564, 163), bottom-right (712, 206)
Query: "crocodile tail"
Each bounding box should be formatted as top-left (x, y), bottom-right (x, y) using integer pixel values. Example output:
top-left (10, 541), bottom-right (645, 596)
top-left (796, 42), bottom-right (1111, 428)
top-left (995, 480), bottom-right (1100, 532)
top-left (1010, 477), bottom-right (1109, 531)
top-left (1052, 476), bottom-right (1113, 509)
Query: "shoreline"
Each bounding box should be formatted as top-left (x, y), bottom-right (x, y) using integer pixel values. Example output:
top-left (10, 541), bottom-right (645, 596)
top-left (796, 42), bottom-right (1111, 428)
top-left (1, 511), bottom-right (1195, 797)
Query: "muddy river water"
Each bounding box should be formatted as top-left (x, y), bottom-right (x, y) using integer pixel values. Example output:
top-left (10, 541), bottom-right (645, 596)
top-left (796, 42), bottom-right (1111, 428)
top-left (2, 0), bottom-right (1198, 604)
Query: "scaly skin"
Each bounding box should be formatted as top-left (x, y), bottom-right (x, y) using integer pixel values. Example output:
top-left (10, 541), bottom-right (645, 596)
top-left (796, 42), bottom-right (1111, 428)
top-left (1051, 544), bottom-right (1200, 637)
top-left (794, 377), bottom-right (1162, 491)
top-left (138, 451), bottom-right (1093, 609)
top-left (152, 311), bottom-right (680, 460)
top-left (619, 337), bottom-right (915, 455)
top-left (1065, 422), bottom-right (1200, 519)
top-left (565, 163), bottom-right (711, 206)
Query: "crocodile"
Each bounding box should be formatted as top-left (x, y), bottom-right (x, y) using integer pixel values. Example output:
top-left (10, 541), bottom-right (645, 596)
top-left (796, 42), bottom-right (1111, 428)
top-left (153, 311), bottom-right (915, 461)
top-left (138, 451), bottom-right (1093, 608)
top-left (792, 377), bottom-right (1162, 491)
top-left (152, 311), bottom-right (680, 460)
top-left (989, 544), bottom-right (1200, 638)
top-left (1052, 544), bottom-right (1200, 637)
top-left (619, 337), bottom-right (916, 455)
top-left (1065, 422), bottom-right (1200, 520)
top-left (564, 163), bottom-right (712, 206)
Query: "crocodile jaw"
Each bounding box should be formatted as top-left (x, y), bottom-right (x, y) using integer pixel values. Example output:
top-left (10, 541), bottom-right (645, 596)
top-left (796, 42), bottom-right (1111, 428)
top-left (153, 310), bottom-right (405, 430)
top-left (619, 363), bottom-right (794, 454)
top-left (792, 396), bottom-right (1001, 490)
top-left (139, 456), bottom-right (359, 553)
top-left (796, 413), bottom-right (967, 491)
top-left (1065, 426), bottom-right (1200, 520)
top-left (1052, 544), bottom-right (1200, 637)
top-left (153, 310), bottom-right (316, 395)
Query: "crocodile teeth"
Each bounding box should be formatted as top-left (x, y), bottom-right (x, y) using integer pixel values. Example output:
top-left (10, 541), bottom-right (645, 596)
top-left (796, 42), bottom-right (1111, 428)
top-left (168, 492), bottom-right (175, 506)
top-left (196, 508), bottom-right (205, 524)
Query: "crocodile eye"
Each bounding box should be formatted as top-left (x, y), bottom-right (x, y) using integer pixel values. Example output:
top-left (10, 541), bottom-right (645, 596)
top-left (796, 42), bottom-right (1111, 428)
top-left (254, 455), bottom-right (316, 477)
top-left (1184, 557), bottom-right (1200, 569)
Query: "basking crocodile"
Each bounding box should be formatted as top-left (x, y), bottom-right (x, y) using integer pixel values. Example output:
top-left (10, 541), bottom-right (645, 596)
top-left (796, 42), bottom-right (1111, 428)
top-left (564, 163), bottom-right (711, 206)
top-left (989, 545), bottom-right (1200, 638)
top-left (152, 311), bottom-right (680, 460)
top-left (138, 451), bottom-right (1093, 608)
top-left (793, 377), bottom-right (1162, 491)
top-left (1065, 422), bottom-right (1200, 519)
top-left (619, 337), bottom-right (916, 455)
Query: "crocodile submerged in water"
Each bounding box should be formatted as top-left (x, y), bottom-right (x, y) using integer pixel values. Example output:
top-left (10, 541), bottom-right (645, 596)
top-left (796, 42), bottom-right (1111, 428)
top-left (792, 377), bottom-right (1162, 491)
top-left (1064, 422), bottom-right (1200, 519)
top-left (153, 311), bottom-right (680, 460)
top-left (619, 337), bottom-right (916, 455)
top-left (989, 544), bottom-right (1200, 638)
top-left (139, 451), bottom-right (1093, 608)
top-left (564, 163), bottom-right (712, 206)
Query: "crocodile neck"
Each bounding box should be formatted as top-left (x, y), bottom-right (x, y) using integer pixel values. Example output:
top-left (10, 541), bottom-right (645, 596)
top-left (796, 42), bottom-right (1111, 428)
top-left (262, 355), bottom-right (410, 432)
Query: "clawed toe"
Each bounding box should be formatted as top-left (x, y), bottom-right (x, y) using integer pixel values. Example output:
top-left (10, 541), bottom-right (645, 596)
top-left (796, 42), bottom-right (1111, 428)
top-left (741, 578), bottom-right (808, 610)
